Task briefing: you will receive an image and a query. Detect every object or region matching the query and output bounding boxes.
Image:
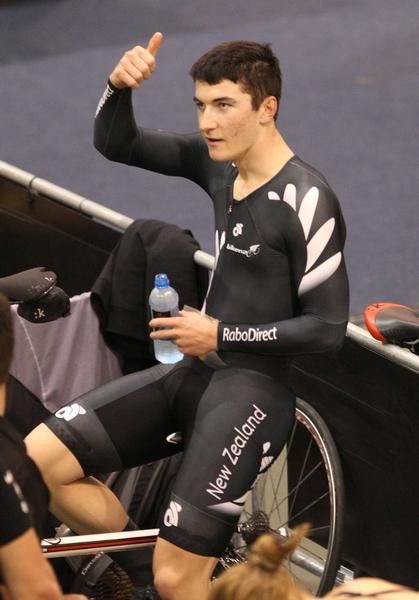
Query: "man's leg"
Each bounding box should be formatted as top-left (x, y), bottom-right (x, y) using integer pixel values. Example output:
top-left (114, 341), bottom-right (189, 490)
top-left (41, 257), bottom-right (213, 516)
top-left (25, 359), bottom-right (211, 592)
top-left (154, 366), bottom-right (296, 600)
top-left (153, 538), bottom-right (217, 600)
top-left (25, 364), bottom-right (181, 534)
top-left (25, 423), bottom-right (128, 534)
top-left (25, 422), bottom-right (153, 590)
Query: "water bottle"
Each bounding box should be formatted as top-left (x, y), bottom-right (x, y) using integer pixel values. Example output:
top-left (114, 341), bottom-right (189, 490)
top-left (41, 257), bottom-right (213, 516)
top-left (149, 273), bottom-right (184, 364)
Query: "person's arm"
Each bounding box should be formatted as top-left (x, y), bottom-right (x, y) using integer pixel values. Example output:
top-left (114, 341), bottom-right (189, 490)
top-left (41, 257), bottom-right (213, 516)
top-left (217, 185), bottom-right (349, 356)
top-left (0, 528), bottom-right (85, 600)
top-left (0, 468), bottom-right (85, 600)
top-left (326, 577), bottom-right (418, 599)
top-left (94, 32), bottom-right (208, 183)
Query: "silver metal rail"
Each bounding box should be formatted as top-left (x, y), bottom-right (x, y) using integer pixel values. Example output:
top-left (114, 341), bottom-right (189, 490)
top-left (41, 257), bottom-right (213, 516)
top-left (346, 321), bottom-right (418, 374)
top-left (1, 160), bottom-right (417, 374)
top-left (0, 160), bottom-right (216, 272)
top-left (0, 160), bottom-right (133, 232)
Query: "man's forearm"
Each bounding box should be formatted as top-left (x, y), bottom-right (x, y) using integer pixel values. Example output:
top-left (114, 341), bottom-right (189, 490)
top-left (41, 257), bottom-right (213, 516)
top-left (217, 315), bottom-right (347, 356)
top-left (0, 528), bottom-right (85, 600)
top-left (94, 82), bottom-right (138, 162)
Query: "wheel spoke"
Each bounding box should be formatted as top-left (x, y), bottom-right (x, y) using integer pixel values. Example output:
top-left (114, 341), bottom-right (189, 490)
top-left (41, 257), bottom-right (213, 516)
top-left (263, 459), bottom-right (324, 520)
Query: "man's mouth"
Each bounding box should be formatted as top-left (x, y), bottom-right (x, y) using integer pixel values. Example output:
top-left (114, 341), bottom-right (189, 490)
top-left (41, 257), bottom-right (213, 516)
top-left (206, 137), bottom-right (223, 144)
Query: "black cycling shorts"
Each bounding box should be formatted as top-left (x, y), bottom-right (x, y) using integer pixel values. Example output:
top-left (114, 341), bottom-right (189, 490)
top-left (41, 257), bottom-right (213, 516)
top-left (45, 356), bottom-right (295, 557)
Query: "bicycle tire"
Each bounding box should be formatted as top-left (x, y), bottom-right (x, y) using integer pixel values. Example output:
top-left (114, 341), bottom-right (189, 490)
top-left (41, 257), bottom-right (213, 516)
top-left (221, 397), bottom-right (345, 596)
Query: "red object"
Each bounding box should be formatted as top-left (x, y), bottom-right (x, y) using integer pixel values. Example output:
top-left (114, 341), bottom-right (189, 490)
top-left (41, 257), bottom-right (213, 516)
top-left (363, 302), bottom-right (409, 341)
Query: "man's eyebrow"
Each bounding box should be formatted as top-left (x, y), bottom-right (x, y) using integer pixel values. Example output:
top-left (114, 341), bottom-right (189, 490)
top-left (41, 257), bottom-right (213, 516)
top-left (193, 95), bottom-right (236, 103)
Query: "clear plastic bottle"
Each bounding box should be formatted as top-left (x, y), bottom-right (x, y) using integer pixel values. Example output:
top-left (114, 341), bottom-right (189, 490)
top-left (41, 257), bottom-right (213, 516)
top-left (149, 273), bottom-right (184, 364)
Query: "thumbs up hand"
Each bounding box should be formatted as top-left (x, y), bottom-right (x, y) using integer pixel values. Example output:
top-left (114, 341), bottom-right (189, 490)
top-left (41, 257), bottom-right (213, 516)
top-left (109, 32), bottom-right (163, 89)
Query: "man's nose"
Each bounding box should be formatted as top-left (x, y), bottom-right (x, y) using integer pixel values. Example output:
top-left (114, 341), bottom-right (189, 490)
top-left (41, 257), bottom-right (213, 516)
top-left (199, 107), bottom-right (217, 132)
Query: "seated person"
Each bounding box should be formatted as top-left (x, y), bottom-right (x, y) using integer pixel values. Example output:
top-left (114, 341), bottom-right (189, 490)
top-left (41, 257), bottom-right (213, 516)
top-left (0, 293), bottom-right (85, 600)
top-left (209, 525), bottom-right (418, 600)
top-left (25, 33), bottom-right (349, 600)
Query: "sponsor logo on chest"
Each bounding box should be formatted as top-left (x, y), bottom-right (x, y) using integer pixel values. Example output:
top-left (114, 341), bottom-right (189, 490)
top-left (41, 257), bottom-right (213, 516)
top-left (226, 242), bottom-right (260, 258)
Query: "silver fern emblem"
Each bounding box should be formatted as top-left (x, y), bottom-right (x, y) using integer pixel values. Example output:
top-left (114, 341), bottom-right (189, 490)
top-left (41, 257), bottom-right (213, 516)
top-left (283, 184), bottom-right (342, 296)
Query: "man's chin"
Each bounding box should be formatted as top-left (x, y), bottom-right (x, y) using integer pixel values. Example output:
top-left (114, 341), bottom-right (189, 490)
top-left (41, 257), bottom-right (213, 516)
top-left (208, 148), bottom-right (232, 162)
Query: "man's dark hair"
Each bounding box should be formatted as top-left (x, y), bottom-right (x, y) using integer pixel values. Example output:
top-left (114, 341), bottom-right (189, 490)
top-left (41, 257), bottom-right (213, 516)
top-left (189, 40), bottom-right (282, 119)
top-left (0, 293), bottom-right (13, 384)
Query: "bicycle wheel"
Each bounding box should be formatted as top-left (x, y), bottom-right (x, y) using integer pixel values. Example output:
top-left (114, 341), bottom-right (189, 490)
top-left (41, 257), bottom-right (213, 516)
top-left (221, 397), bottom-right (344, 596)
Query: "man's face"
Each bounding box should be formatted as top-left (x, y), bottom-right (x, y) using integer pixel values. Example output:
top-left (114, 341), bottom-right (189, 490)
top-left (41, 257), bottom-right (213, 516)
top-left (194, 79), bottom-right (263, 163)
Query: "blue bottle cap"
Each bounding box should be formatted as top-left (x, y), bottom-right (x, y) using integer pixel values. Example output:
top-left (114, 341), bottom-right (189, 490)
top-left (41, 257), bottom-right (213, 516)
top-left (155, 273), bottom-right (170, 288)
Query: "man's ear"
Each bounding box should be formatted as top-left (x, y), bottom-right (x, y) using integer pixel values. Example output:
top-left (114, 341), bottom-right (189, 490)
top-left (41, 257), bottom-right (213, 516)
top-left (259, 96), bottom-right (278, 123)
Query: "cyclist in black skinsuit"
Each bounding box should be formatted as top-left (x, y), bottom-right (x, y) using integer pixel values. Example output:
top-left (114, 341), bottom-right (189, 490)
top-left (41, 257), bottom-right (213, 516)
top-left (26, 33), bottom-right (349, 600)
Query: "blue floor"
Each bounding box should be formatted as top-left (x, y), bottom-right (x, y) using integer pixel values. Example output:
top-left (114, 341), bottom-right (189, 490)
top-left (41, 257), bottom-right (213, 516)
top-left (0, 0), bottom-right (418, 314)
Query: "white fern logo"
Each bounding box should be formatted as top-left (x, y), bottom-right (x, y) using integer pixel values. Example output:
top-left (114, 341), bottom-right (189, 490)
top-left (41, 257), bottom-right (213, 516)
top-left (202, 229), bottom-right (226, 314)
top-left (209, 491), bottom-right (248, 516)
top-left (260, 441), bottom-right (274, 472)
top-left (95, 84), bottom-right (114, 117)
top-left (215, 229), bottom-right (226, 262)
top-left (283, 184), bottom-right (342, 296)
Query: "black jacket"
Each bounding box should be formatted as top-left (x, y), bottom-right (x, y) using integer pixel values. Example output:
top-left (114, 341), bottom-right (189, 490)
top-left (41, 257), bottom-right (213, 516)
top-left (90, 219), bottom-right (208, 373)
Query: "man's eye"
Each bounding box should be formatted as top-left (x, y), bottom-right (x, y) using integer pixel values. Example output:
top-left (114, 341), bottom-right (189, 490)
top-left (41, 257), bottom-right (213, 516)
top-left (194, 102), bottom-right (204, 110)
top-left (218, 102), bottom-right (230, 109)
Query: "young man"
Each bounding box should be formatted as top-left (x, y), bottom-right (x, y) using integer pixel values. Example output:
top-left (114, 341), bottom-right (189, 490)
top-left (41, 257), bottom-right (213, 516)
top-left (0, 293), bottom-right (86, 600)
top-left (25, 33), bottom-right (349, 600)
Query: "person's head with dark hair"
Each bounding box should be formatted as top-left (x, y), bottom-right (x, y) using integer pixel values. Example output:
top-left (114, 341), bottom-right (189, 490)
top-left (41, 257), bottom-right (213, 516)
top-left (190, 40), bottom-right (282, 120)
top-left (209, 525), bottom-right (309, 600)
top-left (188, 40), bottom-right (289, 167)
top-left (0, 293), bottom-right (13, 386)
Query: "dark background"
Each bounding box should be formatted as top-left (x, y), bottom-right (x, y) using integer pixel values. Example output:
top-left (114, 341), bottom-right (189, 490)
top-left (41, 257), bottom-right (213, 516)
top-left (0, 0), bottom-right (418, 315)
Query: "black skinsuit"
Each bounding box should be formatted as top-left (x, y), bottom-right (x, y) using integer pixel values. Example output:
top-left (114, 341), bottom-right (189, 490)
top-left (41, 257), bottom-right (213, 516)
top-left (45, 81), bottom-right (349, 556)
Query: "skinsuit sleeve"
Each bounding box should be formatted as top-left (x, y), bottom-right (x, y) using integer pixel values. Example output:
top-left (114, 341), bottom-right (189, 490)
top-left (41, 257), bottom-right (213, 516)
top-left (217, 183), bottom-right (349, 355)
top-left (94, 81), bottom-right (209, 186)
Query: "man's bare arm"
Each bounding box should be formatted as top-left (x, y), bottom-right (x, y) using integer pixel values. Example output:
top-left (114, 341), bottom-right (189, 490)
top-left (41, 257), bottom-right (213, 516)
top-left (0, 527), bottom-right (86, 600)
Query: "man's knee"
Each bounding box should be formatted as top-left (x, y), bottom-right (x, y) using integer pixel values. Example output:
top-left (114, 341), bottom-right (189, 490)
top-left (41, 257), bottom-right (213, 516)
top-left (153, 538), bottom-right (216, 599)
top-left (153, 564), bottom-right (186, 600)
top-left (25, 422), bottom-right (84, 488)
